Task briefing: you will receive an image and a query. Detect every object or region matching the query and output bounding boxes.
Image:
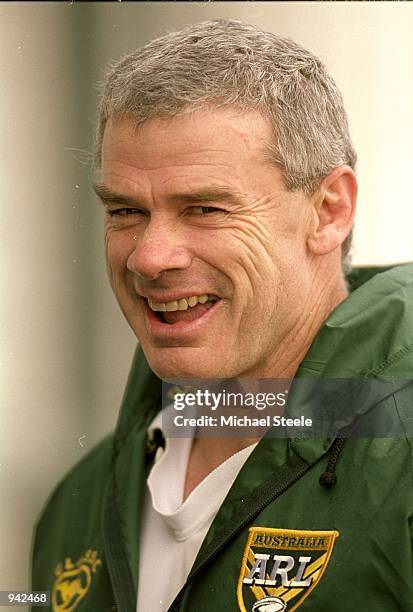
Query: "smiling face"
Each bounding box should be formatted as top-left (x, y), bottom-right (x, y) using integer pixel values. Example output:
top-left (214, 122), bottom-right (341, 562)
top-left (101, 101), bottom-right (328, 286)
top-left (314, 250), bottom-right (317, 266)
top-left (98, 107), bottom-right (317, 379)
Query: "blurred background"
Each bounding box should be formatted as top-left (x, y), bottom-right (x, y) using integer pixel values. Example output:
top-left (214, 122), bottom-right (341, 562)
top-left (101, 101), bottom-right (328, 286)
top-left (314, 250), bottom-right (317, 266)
top-left (1, 1), bottom-right (413, 601)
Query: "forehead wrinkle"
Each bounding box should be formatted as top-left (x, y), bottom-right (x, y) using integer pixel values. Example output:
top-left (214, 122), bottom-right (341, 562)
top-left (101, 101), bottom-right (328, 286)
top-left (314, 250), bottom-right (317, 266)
top-left (107, 131), bottom-right (270, 168)
top-left (141, 148), bottom-right (270, 170)
top-left (104, 153), bottom-right (240, 175)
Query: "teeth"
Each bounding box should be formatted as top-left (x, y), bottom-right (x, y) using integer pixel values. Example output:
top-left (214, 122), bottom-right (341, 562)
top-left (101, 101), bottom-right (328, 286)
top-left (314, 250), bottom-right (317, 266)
top-left (165, 300), bottom-right (178, 312)
top-left (178, 298), bottom-right (188, 310)
top-left (148, 294), bottom-right (217, 312)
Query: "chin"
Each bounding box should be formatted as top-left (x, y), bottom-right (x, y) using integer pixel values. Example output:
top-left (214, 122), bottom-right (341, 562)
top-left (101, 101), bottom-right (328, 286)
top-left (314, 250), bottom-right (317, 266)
top-left (150, 362), bottom-right (219, 381)
top-left (144, 348), bottom-right (224, 381)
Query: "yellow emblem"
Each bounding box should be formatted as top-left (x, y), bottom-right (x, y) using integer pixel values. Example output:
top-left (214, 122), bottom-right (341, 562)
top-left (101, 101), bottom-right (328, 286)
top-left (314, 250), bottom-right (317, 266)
top-left (51, 549), bottom-right (101, 611)
top-left (237, 527), bottom-right (339, 611)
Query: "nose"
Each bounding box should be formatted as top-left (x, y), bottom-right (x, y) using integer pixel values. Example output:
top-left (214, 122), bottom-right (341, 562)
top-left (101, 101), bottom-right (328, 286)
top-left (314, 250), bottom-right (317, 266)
top-left (127, 217), bottom-right (192, 280)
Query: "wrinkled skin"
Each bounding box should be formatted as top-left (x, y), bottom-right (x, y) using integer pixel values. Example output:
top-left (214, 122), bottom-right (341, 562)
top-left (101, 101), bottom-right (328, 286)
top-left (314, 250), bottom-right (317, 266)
top-left (98, 107), bottom-right (340, 379)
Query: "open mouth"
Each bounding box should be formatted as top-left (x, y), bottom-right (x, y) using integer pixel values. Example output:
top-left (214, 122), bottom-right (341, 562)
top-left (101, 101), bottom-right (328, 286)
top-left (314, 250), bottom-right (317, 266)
top-left (146, 294), bottom-right (220, 325)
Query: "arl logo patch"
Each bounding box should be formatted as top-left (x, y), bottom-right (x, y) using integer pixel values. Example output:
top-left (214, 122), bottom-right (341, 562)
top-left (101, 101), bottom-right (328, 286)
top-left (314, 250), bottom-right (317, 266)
top-left (51, 549), bottom-right (101, 611)
top-left (237, 527), bottom-right (338, 611)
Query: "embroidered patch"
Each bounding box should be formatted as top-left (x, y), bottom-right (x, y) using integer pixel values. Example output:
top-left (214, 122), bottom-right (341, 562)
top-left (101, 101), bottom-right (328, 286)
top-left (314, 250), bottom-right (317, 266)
top-left (237, 527), bottom-right (338, 611)
top-left (51, 549), bottom-right (101, 611)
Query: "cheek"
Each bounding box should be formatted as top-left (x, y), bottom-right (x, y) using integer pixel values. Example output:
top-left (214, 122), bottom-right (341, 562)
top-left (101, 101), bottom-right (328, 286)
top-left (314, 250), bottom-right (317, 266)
top-left (205, 226), bottom-right (282, 317)
top-left (104, 230), bottom-right (131, 286)
top-left (225, 222), bottom-right (281, 292)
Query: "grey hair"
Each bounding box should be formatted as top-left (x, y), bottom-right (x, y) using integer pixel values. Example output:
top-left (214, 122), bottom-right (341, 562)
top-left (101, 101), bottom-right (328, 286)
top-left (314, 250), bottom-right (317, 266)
top-left (96, 19), bottom-right (356, 270)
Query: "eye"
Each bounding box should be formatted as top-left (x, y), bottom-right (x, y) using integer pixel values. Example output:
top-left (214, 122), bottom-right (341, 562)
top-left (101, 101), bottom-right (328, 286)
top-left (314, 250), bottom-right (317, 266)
top-left (190, 206), bottom-right (224, 215)
top-left (106, 208), bottom-right (145, 218)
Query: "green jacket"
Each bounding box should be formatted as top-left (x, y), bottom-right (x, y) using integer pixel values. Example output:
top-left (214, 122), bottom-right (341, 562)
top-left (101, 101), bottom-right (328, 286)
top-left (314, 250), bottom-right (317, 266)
top-left (32, 264), bottom-right (413, 612)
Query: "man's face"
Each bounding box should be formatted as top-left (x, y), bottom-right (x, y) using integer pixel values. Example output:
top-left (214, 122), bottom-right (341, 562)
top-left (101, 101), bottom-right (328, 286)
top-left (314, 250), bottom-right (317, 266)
top-left (99, 108), bottom-right (315, 379)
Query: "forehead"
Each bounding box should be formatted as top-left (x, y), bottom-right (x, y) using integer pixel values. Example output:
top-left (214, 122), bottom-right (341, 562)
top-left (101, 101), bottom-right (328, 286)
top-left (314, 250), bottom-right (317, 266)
top-left (100, 107), bottom-right (278, 189)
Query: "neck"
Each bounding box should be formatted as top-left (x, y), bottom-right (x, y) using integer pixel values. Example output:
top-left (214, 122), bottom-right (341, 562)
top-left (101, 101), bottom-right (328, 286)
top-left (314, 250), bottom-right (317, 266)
top-left (272, 273), bottom-right (348, 378)
top-left (183, 436), bottom-right (259, 501)
top-left (242, 265), bottom-right (349, 380)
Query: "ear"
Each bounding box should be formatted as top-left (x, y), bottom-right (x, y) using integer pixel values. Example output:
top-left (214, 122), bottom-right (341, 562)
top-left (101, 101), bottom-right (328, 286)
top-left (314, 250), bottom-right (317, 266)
top-left (307, 165), bottom-right (357, 256)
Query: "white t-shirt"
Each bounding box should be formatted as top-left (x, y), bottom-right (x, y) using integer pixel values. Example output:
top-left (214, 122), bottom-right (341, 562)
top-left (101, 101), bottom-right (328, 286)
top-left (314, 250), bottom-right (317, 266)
top-left (136, 412), bottom-right (257, 611)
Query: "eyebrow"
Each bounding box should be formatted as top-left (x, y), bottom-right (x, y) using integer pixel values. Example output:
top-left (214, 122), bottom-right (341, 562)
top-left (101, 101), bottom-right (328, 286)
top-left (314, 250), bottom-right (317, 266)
top-left (93, 183), bottom-right (244, 208)
top-left (168, 187), bottom-right (244, 207)
top-left (93, 183), bottom-right (141, 207)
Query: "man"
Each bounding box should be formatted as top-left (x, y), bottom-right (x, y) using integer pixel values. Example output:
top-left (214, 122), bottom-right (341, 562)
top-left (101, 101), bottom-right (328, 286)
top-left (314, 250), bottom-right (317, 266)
top-left (32, 20), bottom-right (413, 612)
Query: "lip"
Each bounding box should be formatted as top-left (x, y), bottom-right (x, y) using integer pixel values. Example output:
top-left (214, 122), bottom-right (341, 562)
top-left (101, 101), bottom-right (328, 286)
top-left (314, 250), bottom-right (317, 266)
top-left (141, 296), bottom-right (221, 343)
